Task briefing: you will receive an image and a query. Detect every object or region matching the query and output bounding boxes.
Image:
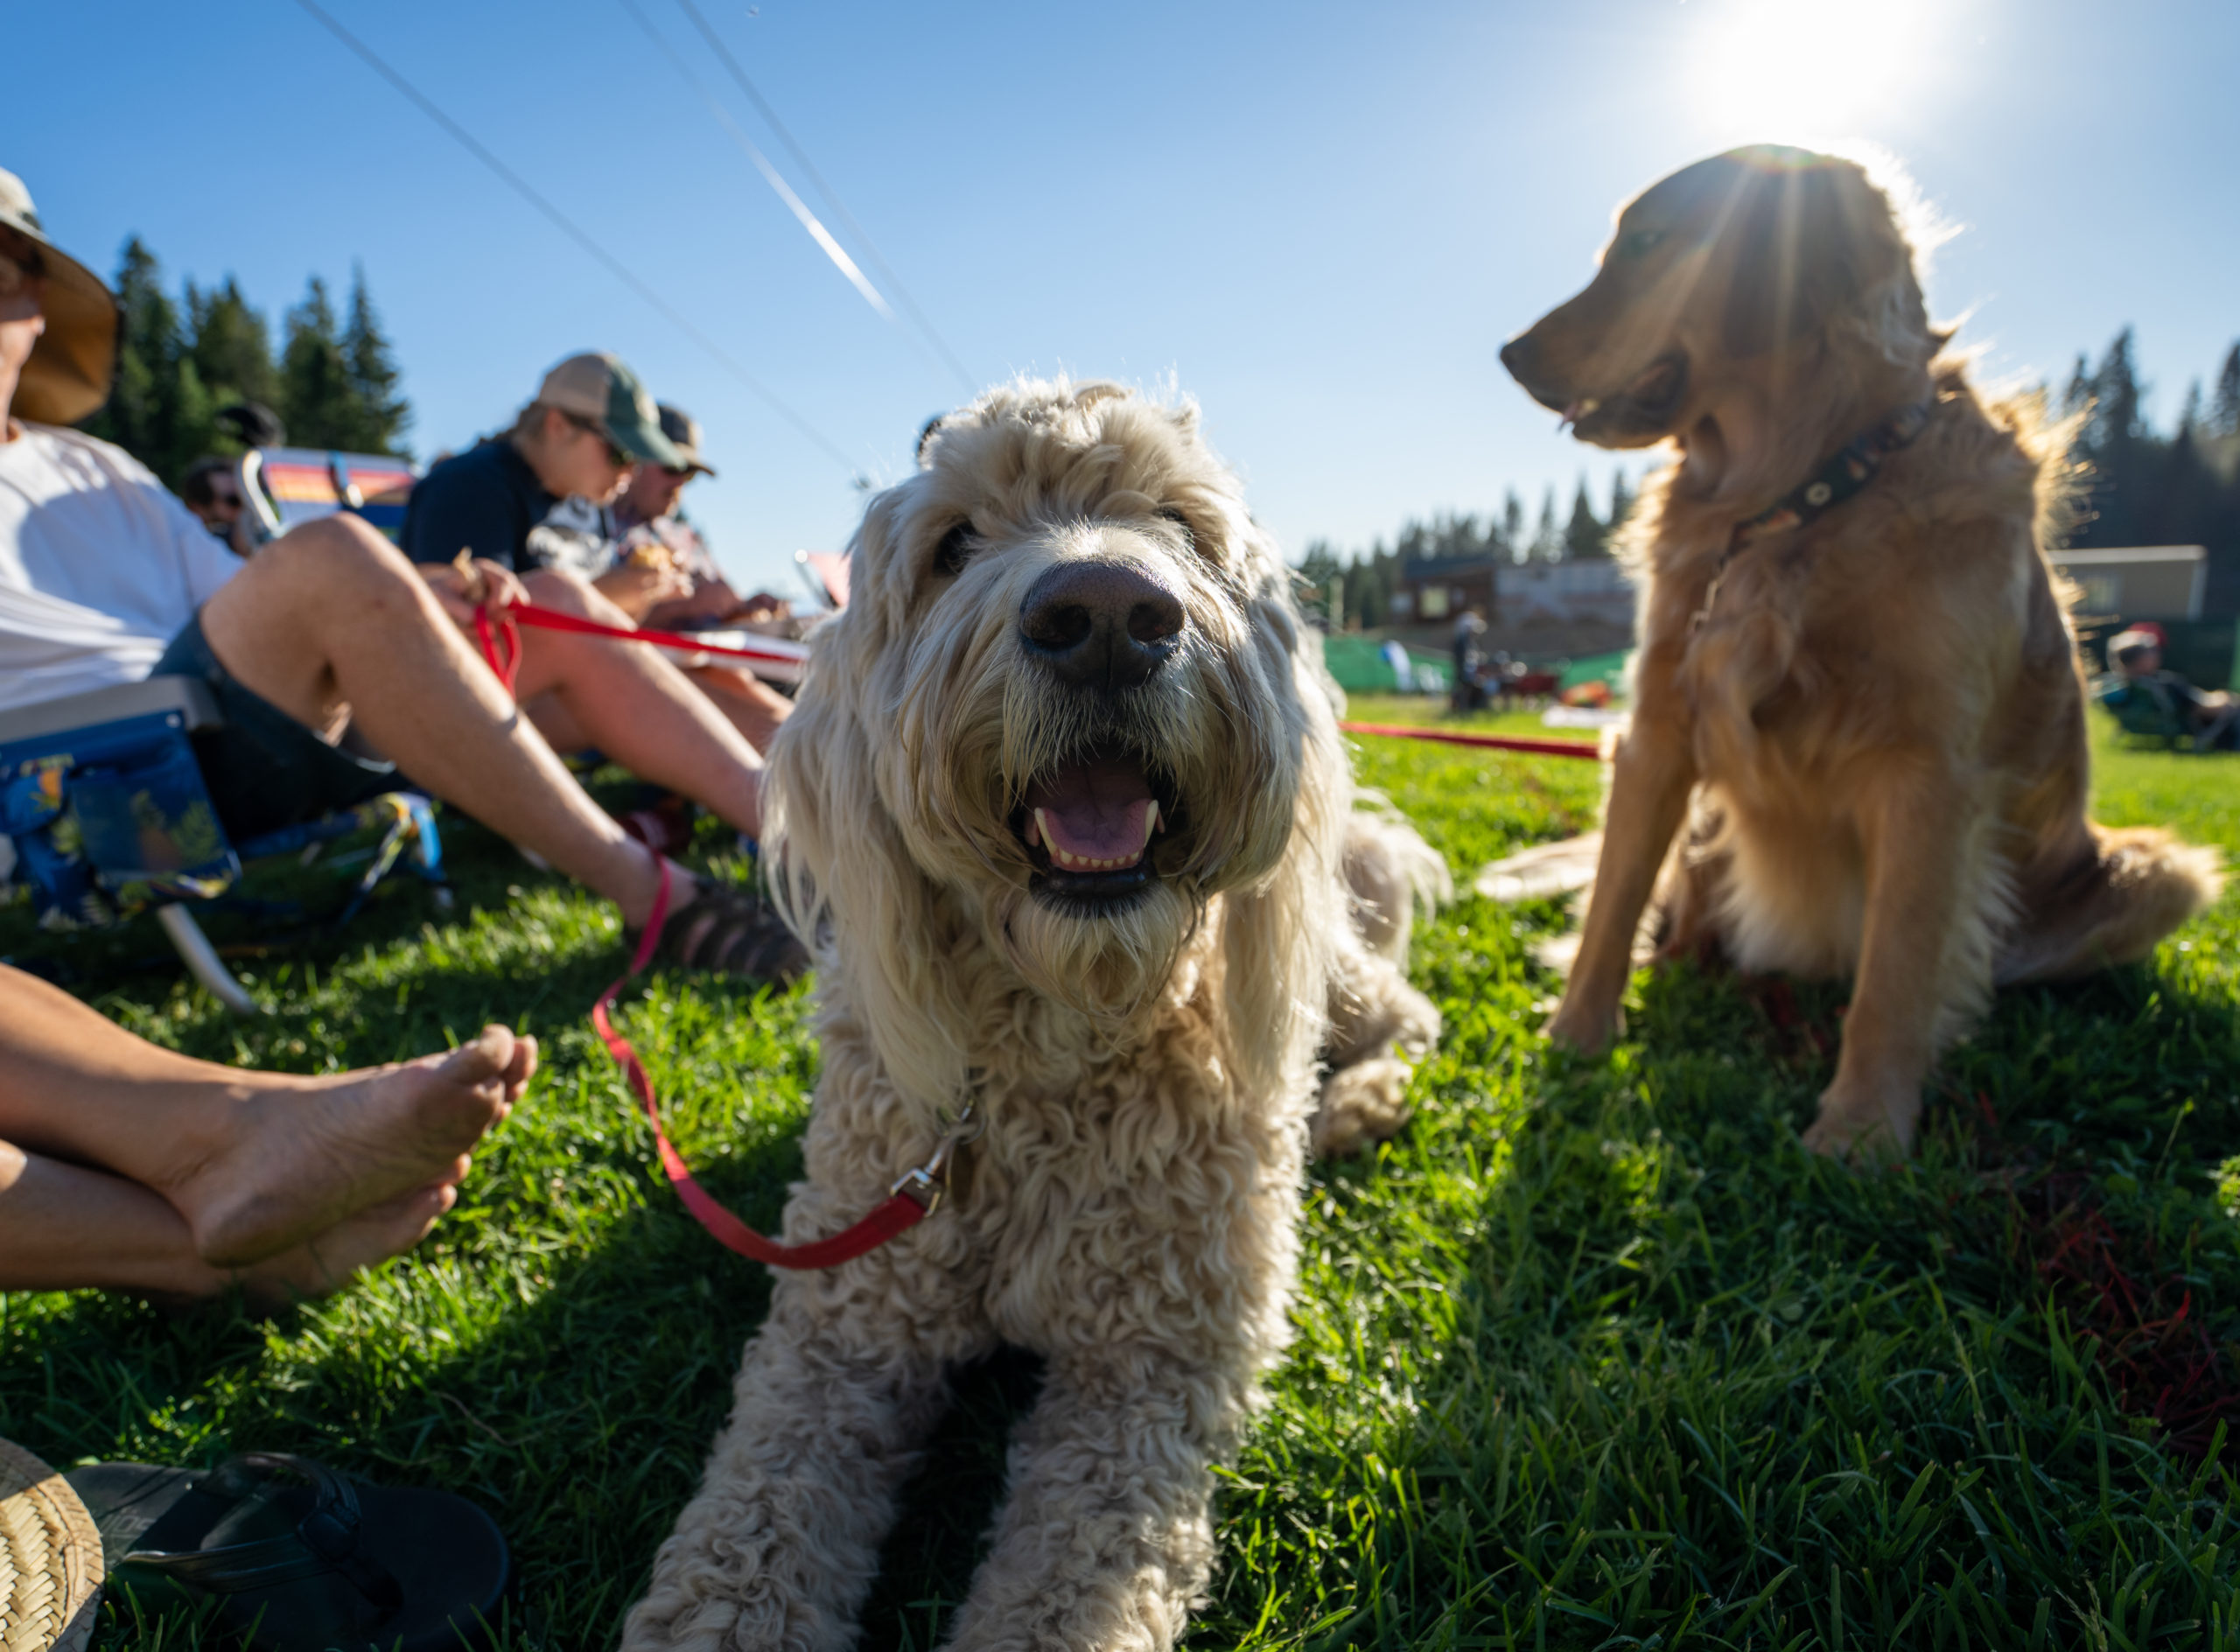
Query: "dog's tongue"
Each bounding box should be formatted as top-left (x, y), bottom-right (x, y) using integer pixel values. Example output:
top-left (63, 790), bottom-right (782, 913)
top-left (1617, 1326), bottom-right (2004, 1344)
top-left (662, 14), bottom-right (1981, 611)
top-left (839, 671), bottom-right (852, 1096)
top-left (1025, 756), bottom-right (1159, 872)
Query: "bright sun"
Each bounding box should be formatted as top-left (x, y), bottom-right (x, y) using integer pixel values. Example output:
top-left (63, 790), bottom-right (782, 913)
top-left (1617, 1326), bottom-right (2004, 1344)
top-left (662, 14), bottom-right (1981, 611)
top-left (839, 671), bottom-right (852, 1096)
top-left (1689, 0), bottom-right (1962, 146)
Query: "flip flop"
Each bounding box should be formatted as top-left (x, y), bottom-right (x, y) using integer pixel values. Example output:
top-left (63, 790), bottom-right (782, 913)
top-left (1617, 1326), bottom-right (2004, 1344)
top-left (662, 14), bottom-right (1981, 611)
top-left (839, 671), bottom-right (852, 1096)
top-left (64, 1453), bottom-right (509, 1651)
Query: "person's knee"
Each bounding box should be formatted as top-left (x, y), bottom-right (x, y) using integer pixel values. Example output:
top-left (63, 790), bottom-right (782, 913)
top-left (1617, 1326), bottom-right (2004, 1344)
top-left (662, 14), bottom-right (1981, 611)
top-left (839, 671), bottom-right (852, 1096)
top-left (523, 567), bottom-right (632, 629)
top-left (257, 514), bottom-right (427, 606)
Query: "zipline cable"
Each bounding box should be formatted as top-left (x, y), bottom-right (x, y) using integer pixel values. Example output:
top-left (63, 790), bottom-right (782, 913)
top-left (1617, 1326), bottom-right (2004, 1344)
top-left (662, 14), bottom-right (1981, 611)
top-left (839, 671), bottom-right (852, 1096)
top-left (290, 0), bottom-right (864, 480)
top-left (672, 0), bottom-right (979, 399)
top-left (617, 2), bottom-right (898, 327)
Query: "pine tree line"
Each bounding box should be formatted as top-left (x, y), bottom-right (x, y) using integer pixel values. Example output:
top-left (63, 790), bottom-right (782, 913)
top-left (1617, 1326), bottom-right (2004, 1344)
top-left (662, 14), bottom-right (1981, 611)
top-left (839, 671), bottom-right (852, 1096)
top-left (77, 237), bottom-right (412, 491)
top-left (2059, 329), bottom-right (2240, 612)
top-left (1297, 472), bottom-right (1634, 630)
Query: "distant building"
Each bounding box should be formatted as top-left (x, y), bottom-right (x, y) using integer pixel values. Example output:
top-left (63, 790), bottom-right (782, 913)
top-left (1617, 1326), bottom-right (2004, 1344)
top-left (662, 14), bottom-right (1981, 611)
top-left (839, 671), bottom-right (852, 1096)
top-left (2048, 545), bottom-right (2208, 620)
top-left (1499, 559), bottom-right (1634, 626)
top-left (1389, 555), bottom-right (1497, 623)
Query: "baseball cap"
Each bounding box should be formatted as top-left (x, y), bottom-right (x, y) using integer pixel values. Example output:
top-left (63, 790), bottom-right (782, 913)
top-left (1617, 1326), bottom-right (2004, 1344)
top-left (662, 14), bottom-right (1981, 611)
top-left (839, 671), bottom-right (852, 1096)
top-left (2109, 628), bottom-right (2161, 659)
top-left (657, 404), bottom-right (716, 478)
top-left (0, 167), bottom-right (119, 426)
top-left (536, 353), bottom-right (684, 468)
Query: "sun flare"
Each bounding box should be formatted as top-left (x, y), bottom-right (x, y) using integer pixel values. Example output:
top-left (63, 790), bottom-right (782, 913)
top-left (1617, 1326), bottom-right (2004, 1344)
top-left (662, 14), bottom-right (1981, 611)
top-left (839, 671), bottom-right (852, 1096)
top-left (1689, 0), bottom-right (1962, 146)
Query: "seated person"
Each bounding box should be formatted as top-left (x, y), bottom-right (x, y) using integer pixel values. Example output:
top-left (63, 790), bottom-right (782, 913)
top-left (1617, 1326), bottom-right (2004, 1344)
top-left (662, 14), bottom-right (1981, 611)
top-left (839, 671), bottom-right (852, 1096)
top-left (180, 454), bottom-right (251, 555)
top-left (0, 166), bottom-right (798, 979)
top-left (2095, 626), bottom-right (2240, 751)
top-left (406, 382), bottom-right (790, 757)
top-left (0, 961), bottom-right (533, 1301)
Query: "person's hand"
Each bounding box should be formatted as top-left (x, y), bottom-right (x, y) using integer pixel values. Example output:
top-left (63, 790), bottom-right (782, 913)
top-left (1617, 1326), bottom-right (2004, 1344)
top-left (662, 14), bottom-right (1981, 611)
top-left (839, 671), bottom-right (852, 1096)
top-left (416, 553), bottom-right (528, 626)
top-left (593, 559), bottom-right (695, 621)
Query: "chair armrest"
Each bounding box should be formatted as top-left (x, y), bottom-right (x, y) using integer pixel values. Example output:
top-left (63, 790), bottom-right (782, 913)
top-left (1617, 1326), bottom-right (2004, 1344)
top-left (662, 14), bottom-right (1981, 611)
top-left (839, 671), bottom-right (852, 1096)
top-left (0, 676), bottom-right (224, 745)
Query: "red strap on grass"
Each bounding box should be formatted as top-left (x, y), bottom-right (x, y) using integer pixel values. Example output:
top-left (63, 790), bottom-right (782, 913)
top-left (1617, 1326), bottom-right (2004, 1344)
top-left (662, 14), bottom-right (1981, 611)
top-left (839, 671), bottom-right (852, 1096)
top-left (592, 863), bottom-right (936, 1269)
top-left (1338, 720), bottom-right (1605, 760)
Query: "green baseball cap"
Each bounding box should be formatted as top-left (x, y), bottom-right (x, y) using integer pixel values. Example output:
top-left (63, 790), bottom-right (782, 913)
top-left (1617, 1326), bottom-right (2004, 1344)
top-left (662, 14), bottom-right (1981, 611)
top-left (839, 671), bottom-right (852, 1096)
top-left (536, 353), bottom-right (684, 467)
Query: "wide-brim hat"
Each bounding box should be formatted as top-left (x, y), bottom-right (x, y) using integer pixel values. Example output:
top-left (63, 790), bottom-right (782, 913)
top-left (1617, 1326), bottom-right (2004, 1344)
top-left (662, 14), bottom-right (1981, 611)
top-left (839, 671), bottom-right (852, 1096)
top-left (656, 403), bottom-right (716, 478)
top-left (536, 353), bottom-right (684, 468)
top-left (0, 1438), bottom-right (102, 1652)
top-left (0, 169), bottom-right (117, 428)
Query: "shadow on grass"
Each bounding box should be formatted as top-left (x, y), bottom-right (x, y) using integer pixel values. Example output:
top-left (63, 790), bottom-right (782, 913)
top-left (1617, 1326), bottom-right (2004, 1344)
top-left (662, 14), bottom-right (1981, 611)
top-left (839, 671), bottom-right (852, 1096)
top-left (1191, 945), bottom-right (2240, 1649)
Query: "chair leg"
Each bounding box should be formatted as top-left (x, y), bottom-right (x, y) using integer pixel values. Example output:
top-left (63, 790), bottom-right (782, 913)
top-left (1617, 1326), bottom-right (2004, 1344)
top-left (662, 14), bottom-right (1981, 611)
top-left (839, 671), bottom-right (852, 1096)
top-left (155, 905), bottom-right (262, 1016)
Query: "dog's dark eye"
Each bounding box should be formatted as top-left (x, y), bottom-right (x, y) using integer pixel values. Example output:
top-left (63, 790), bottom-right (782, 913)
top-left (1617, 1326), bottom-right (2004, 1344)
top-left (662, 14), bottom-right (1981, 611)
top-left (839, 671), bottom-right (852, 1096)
top-left (1156, 508), bottom-right (1196, 553)
top-left (934, 522), bottom-right (976, 577)
top-left (1617, 228), bottom-right (1667, 259)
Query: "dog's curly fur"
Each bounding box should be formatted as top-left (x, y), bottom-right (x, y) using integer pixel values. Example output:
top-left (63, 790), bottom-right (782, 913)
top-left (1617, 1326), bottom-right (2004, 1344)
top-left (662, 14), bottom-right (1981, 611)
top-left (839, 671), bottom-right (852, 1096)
top-left (621, 380), bottom-right (1441, 1651)
top-left (1502, 145), bottom-right (2222, 1158)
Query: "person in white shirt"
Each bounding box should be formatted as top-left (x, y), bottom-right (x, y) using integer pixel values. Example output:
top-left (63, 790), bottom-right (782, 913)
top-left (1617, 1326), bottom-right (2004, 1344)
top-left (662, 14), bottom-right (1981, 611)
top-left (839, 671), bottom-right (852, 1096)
top-left (0, 166), bottom-right (794, 1298)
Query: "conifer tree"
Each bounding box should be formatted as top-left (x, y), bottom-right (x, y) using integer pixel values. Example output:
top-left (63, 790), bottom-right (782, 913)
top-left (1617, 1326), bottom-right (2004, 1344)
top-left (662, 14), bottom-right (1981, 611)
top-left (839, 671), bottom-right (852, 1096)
top-left (1501, 489), bottom-right (1526, 563)
top-left (278, 276), bottom-right (360, 451)
top-left (1529, 486), bottom-right (1561, 563)
top-left (1608, 470), bottom-right (1634, 538)
top-left (341, 262), bottom-right (410, 454)
top-left (2213, 343), bottom-right (2240, 440)
top-left (1563, 476), bottom-right (1606, 560)
top-left (186, 277), bottom-right (276, 416)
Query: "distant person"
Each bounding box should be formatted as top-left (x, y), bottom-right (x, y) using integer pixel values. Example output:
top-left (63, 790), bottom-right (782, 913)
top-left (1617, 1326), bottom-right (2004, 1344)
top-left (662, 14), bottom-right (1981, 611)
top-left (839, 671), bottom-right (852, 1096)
top-left (611, 403), bottom-right (733, 626)
top-left (1451, 606), bottom-right (1488, 711)
top-left (180, 454), bottom-right (251, 555)
top-left (2096, 626), bottom-right (2239, 751)
top-left (0, 169), bottom-right (800, 979)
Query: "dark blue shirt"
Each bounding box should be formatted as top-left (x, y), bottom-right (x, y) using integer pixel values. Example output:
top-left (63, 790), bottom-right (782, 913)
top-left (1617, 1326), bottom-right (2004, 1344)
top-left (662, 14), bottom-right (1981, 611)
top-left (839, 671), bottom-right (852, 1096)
top-left (400, 438), bottom-right (555, 572)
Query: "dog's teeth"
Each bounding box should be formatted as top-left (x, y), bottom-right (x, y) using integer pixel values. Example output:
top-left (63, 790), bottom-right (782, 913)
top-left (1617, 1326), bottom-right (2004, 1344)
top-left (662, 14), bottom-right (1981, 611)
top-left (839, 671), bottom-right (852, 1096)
top-left (1029, 808), bottom-right (1046, 849)
top-left (1142, 801), bottom-right (1160, 845)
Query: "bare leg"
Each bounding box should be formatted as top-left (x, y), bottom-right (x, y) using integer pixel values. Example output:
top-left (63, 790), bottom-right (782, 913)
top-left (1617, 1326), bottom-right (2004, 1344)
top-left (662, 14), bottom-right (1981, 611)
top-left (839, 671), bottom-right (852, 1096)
top-left (197, 515), bottom-right (674, 927)
top-left (510, 569), bottom-right (767, 837)
top-left (683, 663), bottom-right (793, 760)
top-left (0, 1143), bottom-right (454, 1302)
top-left (0, 964), bottom-right (534, 1267)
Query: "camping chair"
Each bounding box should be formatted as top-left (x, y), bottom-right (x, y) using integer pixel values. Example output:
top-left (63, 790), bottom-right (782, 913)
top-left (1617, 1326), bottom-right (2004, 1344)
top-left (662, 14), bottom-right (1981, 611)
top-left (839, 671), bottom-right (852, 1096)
top-left (238, 446), bottom-right (418, 547)
top-left (0, 677), bottom-right (444, 1015)
top-left (2092, 673), bottom-right (2194, 749)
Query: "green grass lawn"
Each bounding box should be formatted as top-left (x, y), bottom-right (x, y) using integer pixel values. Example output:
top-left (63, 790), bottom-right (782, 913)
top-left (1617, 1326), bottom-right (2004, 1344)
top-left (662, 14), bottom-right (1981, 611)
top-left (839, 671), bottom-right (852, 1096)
top-left (4, 705), bottom-right (2237, 1650)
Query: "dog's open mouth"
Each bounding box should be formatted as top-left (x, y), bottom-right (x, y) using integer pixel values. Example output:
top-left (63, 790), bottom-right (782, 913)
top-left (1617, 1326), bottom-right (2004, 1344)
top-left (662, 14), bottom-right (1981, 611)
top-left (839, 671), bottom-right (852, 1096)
top-left (1574, 349), bottom-right (1690, 440)
top-left (1014, 745), bottom-right (1178, 910)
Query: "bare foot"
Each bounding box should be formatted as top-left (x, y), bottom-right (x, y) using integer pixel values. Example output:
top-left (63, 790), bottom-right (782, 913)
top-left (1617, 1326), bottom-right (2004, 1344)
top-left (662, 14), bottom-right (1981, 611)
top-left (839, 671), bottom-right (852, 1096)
top-left (220, 1182), bottom-right (458, 1307)
top-left (164, 1027), bottom-right (536, 1268)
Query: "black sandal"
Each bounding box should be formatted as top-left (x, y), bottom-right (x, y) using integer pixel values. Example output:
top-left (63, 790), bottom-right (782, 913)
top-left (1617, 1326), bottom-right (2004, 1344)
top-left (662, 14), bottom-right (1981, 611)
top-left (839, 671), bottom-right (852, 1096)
top-left (66, 1453), bottom-right (510, 1651)
top-left (627, 872), bottom-right (808, 984)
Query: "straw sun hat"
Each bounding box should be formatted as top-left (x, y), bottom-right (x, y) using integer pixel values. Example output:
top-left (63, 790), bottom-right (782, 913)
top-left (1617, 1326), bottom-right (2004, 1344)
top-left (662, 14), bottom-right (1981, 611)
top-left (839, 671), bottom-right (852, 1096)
top-left (0, 1440), bottom-right (101, 1652)
top-left (0, 166), bottom-right (119, 427)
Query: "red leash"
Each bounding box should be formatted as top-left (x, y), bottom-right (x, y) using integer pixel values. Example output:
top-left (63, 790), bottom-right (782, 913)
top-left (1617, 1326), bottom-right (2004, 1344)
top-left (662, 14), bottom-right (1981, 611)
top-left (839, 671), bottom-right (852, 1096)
top-left (592, 860), bottom-right (969, 1268)
top-left (1337, 721), bottom-right (1605, 760)
top-left (472, 599), bottom-right (808, 696)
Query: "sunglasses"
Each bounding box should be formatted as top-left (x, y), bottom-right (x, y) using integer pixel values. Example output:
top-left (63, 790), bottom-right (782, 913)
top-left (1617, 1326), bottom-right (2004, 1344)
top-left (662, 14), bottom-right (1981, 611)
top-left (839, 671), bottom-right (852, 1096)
top-left (0, 246), bottom-right (46, 301)
top-left (560, 410), bottom-right (632, 470)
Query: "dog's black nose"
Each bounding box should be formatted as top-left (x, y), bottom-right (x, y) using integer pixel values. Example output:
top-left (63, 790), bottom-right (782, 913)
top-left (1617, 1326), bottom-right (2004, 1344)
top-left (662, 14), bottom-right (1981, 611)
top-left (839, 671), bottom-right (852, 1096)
top-left (1498, 335), bottom-right (1536, 384)
top-left (1018, 559), bottom-right (1185, 690)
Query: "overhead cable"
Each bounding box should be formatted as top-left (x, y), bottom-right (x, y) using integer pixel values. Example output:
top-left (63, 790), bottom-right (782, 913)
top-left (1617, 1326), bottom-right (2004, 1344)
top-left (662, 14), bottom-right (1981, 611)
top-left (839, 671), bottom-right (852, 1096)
top-left (617, 0), bottom-right (894, 323)
top-left (290, 0), bottom-right (863, 478)
top-left (672, 0), bottom-right (979, 398)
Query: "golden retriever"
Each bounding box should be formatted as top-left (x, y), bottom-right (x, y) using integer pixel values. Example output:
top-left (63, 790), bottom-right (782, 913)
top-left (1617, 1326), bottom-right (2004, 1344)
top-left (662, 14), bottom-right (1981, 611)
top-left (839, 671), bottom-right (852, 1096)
top-left (1498, 144), bottom-right (2221, 1158)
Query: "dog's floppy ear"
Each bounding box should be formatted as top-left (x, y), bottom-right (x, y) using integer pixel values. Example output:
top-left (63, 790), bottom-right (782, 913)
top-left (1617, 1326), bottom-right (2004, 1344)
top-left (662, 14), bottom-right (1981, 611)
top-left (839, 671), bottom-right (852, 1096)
top-left (766, 490), bottom-right (970, 1111)
top-left (1719, 161), bottom-right (1865, 357)
top-left (1217, 538), bottom-right (1353, 1102)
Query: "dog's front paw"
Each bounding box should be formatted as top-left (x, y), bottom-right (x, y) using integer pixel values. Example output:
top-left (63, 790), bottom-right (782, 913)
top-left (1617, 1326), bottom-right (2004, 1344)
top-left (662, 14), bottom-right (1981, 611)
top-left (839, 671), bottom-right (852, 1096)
top-left (1544, 1000), bottom-right (1616, 1055)
top-left (1801, 1077), bottom-right (1920, 1163)
top-left (1311, 1058), bottom-right (1417, 1157)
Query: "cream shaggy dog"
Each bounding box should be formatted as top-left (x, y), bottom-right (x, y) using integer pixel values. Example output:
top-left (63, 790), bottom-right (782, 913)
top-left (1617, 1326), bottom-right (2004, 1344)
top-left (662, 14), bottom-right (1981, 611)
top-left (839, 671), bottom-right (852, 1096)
top-left (622, 380), bottom-right (1442, 1652)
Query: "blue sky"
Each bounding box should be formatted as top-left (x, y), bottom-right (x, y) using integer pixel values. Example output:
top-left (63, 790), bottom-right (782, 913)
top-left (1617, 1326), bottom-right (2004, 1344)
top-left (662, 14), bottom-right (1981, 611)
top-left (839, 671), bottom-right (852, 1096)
top-left (10, 1), bottom-right (2236, 594)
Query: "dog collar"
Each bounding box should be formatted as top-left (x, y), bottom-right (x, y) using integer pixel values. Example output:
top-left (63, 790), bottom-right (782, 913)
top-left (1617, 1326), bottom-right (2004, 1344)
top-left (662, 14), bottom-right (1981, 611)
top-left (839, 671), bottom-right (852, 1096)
top-left (1690, 399), bottom-right (1933, 633)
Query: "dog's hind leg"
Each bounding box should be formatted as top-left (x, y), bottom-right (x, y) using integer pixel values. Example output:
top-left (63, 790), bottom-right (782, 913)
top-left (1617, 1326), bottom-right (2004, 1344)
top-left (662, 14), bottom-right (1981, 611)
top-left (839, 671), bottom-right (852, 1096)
top-left (936, 1354), bottom-right (1240, 1652)
top-left (623, 1264), bottom-right (991, 1652)
top-left (1312, 943), bottom-right (1440, 1156)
